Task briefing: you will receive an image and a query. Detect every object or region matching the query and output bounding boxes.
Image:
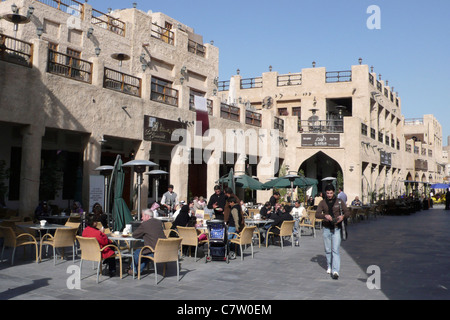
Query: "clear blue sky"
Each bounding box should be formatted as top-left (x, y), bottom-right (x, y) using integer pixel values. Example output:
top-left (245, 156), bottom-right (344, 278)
top-left (89, 0), bottom-right (450, 145)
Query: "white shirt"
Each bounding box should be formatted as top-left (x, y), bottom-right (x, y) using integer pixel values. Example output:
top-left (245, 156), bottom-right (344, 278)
top-left (291, 206), bottom-right (306, 219)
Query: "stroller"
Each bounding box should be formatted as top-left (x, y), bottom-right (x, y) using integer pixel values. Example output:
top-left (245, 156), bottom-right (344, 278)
top-left (205, 220), bottom-right (229, 264)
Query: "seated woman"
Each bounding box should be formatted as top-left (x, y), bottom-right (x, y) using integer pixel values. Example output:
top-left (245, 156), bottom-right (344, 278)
top-left (82, 213), bottom-right (117, 277)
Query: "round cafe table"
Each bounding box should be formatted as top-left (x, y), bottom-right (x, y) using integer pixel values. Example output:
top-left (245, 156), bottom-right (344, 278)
top-left (244, 219), bottom-right (274, 247)
top-left (107, 234), bottom-right (144, 279)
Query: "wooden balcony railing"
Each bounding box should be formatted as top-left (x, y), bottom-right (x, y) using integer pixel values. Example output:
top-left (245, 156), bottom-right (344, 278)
top-left (245, 110), bottom-right (261, 127)
top-left (103, 67), bottom-right (141, 97)
top-left (47, 49), bottom-right (92, 83)
top-left (151, 23), bottom-right (174, 45)
top-left (188, 39), bottom-right (205, 57)
top-left (0, 34), bottom-right (33, 68)
top-left (91, 8), bottom-right (126, 36)
top-left (274, 117), bottom-right (285, 133)
top-left (35, 0), bottom-right (84, 19)
top-left (151, 81), bottom-right (178, 107)
top-left (220, 103), bottom-right (240, 122)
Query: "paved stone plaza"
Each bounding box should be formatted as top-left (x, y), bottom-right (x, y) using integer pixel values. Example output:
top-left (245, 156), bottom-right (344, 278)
top-left (1, 205), bottom-right (450, 301)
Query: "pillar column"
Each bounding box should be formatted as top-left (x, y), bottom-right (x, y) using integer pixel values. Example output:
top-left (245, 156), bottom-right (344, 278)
top-left (19, 124), bottom-right (44, 218)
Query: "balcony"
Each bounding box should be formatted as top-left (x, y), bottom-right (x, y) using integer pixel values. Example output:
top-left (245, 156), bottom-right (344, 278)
top-left (240, 77), bottom-right (262, 89)
top-left (47, 49), bottom-right (92, 83)
top-left (188, 39), bottom-right (205, 57)
top-left (298, 119), bottom-right (343, 133)
top-left (277, 73), bottom-right (302, 86)
top-left (220, 103), bottom-right (240, 122)
top-left (36, 0), bottom-right (84, 18)
top-left (0, 34), bottom-right (33, 68)
top-left (151, 23), bottom-right (174, 45)
top-left (151, 78), bottom-right (178, 107)
top-left (326, 71), bottom-right (351, 83)
top-left (245, 110), bottom-right (261, 127)
top-left (103, 67), bottom-right (141, 97)
top-left (91, 8), bottom-right (126, 37)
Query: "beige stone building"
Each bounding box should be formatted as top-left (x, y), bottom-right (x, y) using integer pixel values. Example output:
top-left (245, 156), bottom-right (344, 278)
top-left (0, 0), bottom-right (446, 217)
top-left (218, 64), bottom-right (447, 203)
top-left (0, 0), bottom-right (279, 216)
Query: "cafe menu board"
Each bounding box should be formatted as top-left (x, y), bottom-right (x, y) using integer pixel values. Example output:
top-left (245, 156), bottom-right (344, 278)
top-left (301, 134), bottom-right (340, 147)
top-left (144, 115), bottom-right (187, 145)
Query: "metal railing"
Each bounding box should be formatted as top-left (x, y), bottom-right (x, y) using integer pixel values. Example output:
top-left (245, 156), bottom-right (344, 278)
top-left (0, 34), bottom-right (33, 68)
top-left (218, 80), bottom-right (230, 91)
top-left (277, 73), bottom-right (302, 86)
top-left (47, 49), bottom-right (92, 83)
top-left (220, 103), bottom-right (240, 122)
top-left (241, 77), bottom-right (262, 89)
top-left (151, 23), bottom-right (174, 45)
top-left (297, 119), bottom-right (343, 133)
top-left (103, 67), bottom-right (141, 97)
top-left (91, 8), bottom-right (126, 37)
top-left (325, 71), bottom-right (352, 83)
top-left (188, 39), bottom-right (205, 57)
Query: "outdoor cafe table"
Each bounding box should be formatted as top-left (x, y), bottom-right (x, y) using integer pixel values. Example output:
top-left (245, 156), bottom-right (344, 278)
top-left (245, 219), bottom-right (274, 246)
top-left (154, 216), bottom-right (174, 222)
top-left (107, 234), bottom-right (144, 279)
top-left (16, 223), bottom-right (71, 237)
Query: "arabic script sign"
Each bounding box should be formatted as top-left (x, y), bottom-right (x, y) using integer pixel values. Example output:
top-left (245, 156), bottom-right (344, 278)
top-left (301, 134), bottom-right (340, 147)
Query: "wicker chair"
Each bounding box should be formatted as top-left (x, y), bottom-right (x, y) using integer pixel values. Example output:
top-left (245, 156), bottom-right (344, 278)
top-left (299, 210), bottom-right (316, 237)
top-left (229, 226), bottom-right (256, 260)
top-left (76, 236), bottom-right (122, 283)
top-left (39, 227), bottom-right (78, 265)
top-left (0, 226), bottom-right (39, 265)
top-left (137, 238), bottom-right (182, 284)
top-left (265, 220), bottom-right (295, 249)
top-left (176, 226), bottom-right (208, 262)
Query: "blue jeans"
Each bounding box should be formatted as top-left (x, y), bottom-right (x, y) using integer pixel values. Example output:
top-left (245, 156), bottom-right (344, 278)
top-left (322, 227), bottom-right (341, 274)
top-left (133, 248), bottom-right (154, 274)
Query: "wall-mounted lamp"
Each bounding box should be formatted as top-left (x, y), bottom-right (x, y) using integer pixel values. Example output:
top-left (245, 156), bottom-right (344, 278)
top-left (212, 88), bottom-right (217, 96)
top-left (312, 61), bottom-right (316, 68)
top-left (11, 3), bottom-right (18, 14)
top-left (36, 27), bottom-right (44, 39)
top-left (181, 65), bottom-right (187, 75)
top-left (358, 57), bottom-right (362, 65)
top-left (95, 47), bottom-right (101, 56)
top-left (349, 165), bottom-right (355, 172)
top-left (26, 6), bottom-right (34, 18)
top-left (213, 76), bottom-right (219, 86)
top-left (141, 63), bottom-right (147, 72)
top-left (180, 76), bottom-right (185, 85)
top-left (87, 27), bottom-right (94, 38)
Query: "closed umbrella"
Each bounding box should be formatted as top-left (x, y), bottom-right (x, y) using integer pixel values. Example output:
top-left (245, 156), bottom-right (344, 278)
top-left (109, 155), bottom-right (133, 232)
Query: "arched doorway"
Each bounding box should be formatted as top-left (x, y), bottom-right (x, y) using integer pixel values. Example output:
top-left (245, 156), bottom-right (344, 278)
top-left (299, 151), bottom-right (343, 194)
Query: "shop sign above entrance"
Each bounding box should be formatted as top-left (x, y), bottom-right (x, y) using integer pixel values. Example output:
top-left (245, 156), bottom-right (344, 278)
top-left (143, 115), bottom-right (187, 145)
top-left (301, 134), bottom-right (340, 147)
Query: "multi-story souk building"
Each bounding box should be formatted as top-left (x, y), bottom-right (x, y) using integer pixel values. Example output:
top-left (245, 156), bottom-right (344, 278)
top-left (0, 0), bottom-right (280, 216)
top-left (217, 64), bottom-right (446, 203)
top-left (0, 0), bottom-right (445, 217)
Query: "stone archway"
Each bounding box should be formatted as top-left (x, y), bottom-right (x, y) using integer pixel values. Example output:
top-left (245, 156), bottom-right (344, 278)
top-left (299, 151), bottom-right (343, 194)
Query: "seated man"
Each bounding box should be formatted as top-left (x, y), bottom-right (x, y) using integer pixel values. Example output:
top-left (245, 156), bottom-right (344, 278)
top-left (131, 209), bottom-right (166, 276)
top-left (82, 213), bottom-right (117, 277)
top-left (351, 196), bottom-right (362, 206)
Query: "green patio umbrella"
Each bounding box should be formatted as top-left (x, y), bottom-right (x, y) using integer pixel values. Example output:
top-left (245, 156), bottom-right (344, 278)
top-left (109, 155), bottom-right (133, 232)
top-left (235, 174), bottom-right (264, 190)
top-left (261, 175), bottom-right (318, 189)
top-left (218, 168), bottom-right (236, 194)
